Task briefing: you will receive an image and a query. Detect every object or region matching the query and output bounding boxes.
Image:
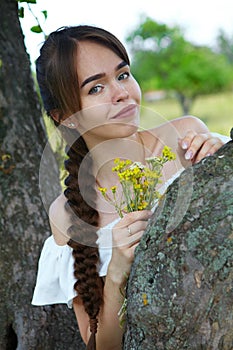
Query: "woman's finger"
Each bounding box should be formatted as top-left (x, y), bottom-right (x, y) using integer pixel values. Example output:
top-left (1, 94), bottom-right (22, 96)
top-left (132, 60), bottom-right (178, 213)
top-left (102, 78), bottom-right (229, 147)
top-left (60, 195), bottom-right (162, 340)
top-left (194, 138), bottom-right (224, 163)
top-left (179, 129), bottom-right (198, 150)
top-left (183, 133), bottom-right (209, 160)
top-left (114, 210), bottom-right (153, 230)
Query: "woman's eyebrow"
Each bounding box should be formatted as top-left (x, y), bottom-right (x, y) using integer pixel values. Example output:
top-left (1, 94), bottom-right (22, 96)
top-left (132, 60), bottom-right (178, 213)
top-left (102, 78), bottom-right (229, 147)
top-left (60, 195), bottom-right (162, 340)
top-left (80, 61), bottom-right (128, 88)
top-left (117, 61), bottom-right (128, 70)
top-left (81, 73), bottom-right (104, 88)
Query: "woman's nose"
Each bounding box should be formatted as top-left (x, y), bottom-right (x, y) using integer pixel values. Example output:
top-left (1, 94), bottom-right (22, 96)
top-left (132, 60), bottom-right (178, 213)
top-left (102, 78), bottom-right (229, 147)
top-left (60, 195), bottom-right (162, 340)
top-left (111, 82), bottom-right (129, 103)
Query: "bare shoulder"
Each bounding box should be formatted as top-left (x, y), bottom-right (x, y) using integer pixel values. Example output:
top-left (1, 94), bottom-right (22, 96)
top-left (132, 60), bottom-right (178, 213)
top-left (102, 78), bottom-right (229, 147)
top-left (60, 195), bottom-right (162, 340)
top-left (149, 115), bottom-right (208, 136)
top-left (168, 115), bottom-right (209, 136)
top-left (141, 115), bottom-right (209, 147)
top-left (49, 193), bottom-right (71, 246)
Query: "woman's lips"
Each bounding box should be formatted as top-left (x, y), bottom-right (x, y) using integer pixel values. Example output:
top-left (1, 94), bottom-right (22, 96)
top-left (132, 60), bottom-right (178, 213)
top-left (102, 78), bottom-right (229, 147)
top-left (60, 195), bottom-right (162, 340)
top-left (111, 104), bottom-right (138, 119)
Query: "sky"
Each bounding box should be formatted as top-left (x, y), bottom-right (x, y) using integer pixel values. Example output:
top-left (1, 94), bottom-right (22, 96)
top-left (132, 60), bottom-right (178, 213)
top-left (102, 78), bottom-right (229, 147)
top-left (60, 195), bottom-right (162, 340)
top-left (20, 0), bottom-right (233, 67)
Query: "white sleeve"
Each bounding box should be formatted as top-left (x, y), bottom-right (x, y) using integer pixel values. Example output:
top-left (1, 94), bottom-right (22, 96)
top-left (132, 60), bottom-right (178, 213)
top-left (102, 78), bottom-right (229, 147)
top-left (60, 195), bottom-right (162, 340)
top-left (211, 132), bottom-right (231, 143)
top-left (31, 236), bottom-right (77, 309)
top-left (97, 218), bottom-right (120, 276)
top-left (31, 219), bottom-right (121, 309)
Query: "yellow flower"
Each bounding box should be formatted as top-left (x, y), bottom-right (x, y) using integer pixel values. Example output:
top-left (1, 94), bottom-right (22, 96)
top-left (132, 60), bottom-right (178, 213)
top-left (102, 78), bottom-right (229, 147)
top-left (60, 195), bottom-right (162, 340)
top-left (98, 146), bottom-right (176, 217)
top-left (138, 201), bottom-right (148, 210)
top-left (133, 183), bottom-right (142, 190)
top-left (98, 187), bottom-right (107, 195)
top-left (162, 146), bottom-right (176, 160)
top-left (114, 158), bottom-right (120, 164)
top-left (111, 186), bottom-right (117, 194)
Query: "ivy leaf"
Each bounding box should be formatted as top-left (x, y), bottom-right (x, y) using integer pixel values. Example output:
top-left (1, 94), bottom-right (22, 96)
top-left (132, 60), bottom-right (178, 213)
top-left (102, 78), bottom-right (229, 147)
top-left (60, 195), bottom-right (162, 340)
top-left (18, 6), bottom-right (24, 18)
top-left (41, 10), bottom-right (48, 20)
top-left (18, 0), bottom-right (37, 4)
top-left (30, 25), bottom-right (42, 33)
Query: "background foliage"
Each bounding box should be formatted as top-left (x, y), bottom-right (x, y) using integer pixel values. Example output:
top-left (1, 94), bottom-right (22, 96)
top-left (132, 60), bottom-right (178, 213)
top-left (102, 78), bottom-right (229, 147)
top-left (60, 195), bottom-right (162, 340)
top-left (126, 16), bottom-right (233, 116)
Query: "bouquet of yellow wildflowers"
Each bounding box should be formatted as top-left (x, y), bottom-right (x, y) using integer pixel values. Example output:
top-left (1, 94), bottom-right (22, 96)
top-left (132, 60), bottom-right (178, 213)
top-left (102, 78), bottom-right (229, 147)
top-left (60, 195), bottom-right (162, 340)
top-left (98, 146), bottom-right (176, 217)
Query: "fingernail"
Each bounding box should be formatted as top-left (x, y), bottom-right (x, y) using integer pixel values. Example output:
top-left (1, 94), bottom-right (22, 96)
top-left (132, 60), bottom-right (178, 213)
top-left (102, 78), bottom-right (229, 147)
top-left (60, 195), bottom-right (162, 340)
top-left (206, 153), bottom-right (211, 157)
top-left (182, 141), bottom-right (188, 150)
top-left (185, 150), bottom-right (193, 160)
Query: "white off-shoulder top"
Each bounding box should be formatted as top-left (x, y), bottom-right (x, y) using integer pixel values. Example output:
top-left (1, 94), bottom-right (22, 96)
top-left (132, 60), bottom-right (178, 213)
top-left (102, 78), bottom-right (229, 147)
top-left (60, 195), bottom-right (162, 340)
top-left (31, 132), bottom-right (229, 310)
top-left (31, 218), bottom-right (120, 308)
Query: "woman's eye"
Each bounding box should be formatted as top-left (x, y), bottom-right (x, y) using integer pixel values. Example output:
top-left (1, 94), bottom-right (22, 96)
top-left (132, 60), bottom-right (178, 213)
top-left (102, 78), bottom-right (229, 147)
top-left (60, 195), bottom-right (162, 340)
top-left (88, 85), bottom-right (103, 95)
top-left (118, 72), bottom-right (130, 81)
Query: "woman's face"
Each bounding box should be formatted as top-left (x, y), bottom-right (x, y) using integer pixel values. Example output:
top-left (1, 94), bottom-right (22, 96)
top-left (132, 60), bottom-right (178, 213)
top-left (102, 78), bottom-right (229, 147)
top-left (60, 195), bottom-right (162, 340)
top-left (72, 40), bottom-right (141, 147)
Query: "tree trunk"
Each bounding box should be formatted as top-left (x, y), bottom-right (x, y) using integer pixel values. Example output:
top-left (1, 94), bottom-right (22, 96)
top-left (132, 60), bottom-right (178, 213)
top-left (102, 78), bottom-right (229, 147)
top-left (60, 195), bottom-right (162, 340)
top-left (123, 130), bottom-right (233, 350)
top-left (0, 0), bottom-right (85, 348)
top-left (176, 92), bottom-right (194, 115)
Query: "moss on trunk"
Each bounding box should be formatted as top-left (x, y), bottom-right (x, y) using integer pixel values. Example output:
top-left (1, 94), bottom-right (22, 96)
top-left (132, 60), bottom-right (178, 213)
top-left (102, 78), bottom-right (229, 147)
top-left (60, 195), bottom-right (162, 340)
top-left (124, 130), bottom-right (233, 350)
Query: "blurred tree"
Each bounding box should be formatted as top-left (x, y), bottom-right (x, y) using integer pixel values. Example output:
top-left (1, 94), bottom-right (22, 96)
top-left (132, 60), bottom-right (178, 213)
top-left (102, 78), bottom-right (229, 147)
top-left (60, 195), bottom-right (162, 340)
top-left (126, 16), bottom-right (233, 114)
top-left (216, 29), bottom-right (233, 64)
top-left (0, 0), bottom-right (85, 348)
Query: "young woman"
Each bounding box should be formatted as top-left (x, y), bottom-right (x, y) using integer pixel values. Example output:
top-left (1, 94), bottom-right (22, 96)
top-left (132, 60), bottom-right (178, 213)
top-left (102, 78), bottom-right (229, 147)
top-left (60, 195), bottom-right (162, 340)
top-left (32, 25), bottom-right (224, 350)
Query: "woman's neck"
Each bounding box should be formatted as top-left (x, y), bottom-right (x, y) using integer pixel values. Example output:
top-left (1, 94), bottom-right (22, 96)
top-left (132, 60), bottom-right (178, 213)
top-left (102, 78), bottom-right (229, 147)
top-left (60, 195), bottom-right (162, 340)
top-left (89, 132), bottom-right (145, 187)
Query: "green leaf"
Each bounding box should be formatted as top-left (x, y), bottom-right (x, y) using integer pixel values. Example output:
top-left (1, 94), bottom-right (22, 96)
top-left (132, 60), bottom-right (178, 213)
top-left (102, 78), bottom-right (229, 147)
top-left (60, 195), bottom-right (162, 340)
top-left (41, 10), bottom-right (48, 20)
top-left (30, 25), bottom-right (42, 33)
top-left (18, 6), bottom-right (24, 18)
top-left (18, 0), bottom-right (37, 4)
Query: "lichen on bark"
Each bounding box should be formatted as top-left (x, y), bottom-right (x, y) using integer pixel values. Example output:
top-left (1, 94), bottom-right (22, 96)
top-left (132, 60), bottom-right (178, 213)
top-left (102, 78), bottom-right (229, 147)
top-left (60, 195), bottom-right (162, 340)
top-left (123, 129), bottom-right (233, 350)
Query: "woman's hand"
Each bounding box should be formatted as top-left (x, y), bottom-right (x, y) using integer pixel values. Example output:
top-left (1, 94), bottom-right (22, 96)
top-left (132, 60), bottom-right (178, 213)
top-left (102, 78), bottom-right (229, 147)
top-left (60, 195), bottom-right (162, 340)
top-left (107, 210), bottom-right (152, 286)
top-left (179, 130), bottom-right (224, 164)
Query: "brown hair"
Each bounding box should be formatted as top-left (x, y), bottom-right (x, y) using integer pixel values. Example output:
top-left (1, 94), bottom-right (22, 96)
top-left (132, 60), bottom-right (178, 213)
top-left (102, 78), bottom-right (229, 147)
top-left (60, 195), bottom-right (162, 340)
top-left (36, 25), bottom-right (130, 349)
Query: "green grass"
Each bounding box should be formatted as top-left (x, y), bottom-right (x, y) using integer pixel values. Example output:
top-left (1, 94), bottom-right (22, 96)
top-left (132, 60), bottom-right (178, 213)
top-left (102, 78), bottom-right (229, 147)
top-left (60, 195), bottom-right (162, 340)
top-left (139, 91), bottom-right (233, 137)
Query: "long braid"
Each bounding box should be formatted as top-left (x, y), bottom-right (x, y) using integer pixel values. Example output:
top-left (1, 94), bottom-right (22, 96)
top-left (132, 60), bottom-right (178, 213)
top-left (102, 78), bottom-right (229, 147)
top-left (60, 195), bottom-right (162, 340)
top-left (64, 133), bottom-right (103, 348)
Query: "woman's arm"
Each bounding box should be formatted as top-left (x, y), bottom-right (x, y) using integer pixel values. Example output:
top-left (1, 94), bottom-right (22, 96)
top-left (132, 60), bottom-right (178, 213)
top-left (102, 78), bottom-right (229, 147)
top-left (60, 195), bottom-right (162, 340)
top-left (73, 210), bottom-right (152, 350)
top-left (49, 197), bottom-right (151, 348)
top-left (73, 276), bottom-right (125, 350)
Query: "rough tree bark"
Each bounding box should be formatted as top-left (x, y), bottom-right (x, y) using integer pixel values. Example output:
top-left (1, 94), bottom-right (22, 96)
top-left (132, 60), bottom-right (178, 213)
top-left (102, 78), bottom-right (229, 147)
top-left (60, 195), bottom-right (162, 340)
top-left (124, 130), bottom-right (233, 350)
top-left (0, 0), bottom-right (85, 349)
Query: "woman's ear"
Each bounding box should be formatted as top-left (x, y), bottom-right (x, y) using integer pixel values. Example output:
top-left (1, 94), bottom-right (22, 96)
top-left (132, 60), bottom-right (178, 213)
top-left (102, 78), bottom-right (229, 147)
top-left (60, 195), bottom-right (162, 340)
top-left (50, 109), bottom-right (62, 124)
top-left (50, 109), bottom-right (78, 129)
top-left (61, 117), bottom-right (79, 129)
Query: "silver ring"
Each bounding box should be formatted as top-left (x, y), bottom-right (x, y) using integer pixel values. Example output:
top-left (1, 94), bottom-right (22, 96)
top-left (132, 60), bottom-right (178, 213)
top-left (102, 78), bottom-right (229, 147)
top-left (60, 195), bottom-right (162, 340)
top-left (127, 226), bottom-right (132, 236)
